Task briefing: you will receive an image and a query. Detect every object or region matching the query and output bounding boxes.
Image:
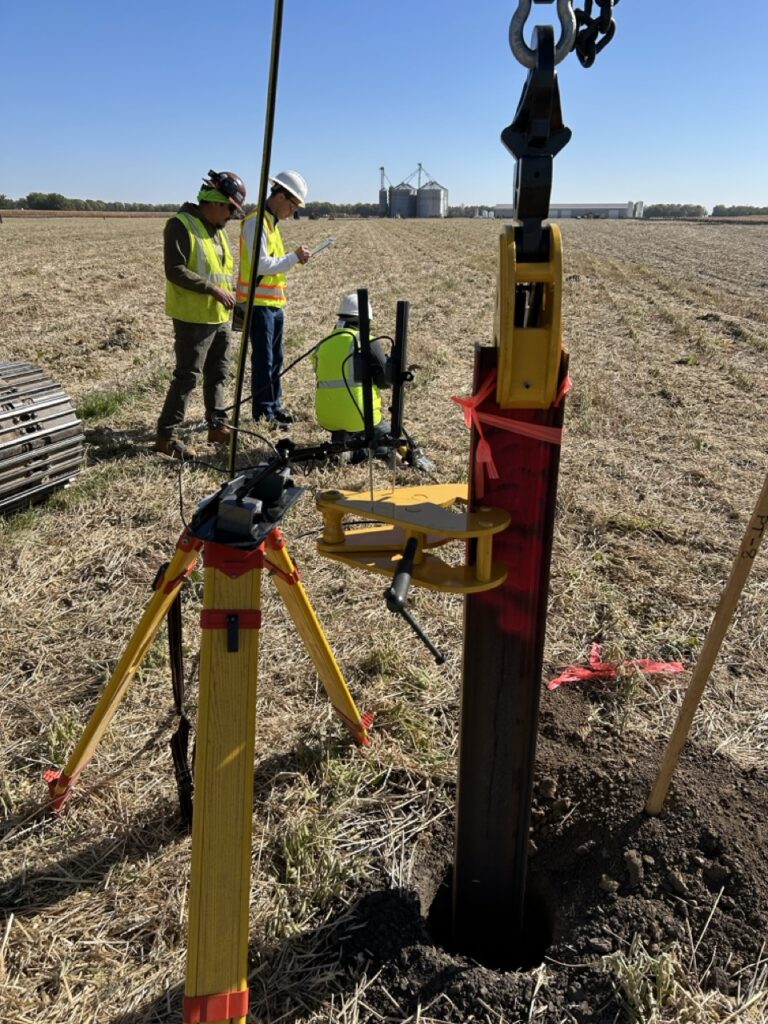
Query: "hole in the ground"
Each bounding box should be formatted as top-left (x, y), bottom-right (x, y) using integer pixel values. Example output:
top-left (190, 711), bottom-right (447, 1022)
top-left (426, 866), bottom-right (553, 970)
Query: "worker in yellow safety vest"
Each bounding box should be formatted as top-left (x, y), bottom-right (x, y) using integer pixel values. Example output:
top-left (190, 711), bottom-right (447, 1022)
top-left (311, 292), bottom-right (393, 459)
top-left (237, 170), bottom-right (311, 427)
top-left (156, 169), bottom-right (246, 460)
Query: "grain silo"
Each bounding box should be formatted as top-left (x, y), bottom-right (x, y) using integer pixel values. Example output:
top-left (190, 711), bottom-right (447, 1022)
top-left (378, 166), bottom-right (390, 216)
top-left (416, 180), bottom-right (448, 218)
top-left (389, 183), bottom-right (417, 219)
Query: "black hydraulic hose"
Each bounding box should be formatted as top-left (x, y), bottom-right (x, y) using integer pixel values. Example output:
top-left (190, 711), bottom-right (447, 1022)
top-left (229, 0), bottom-right (284, 478)
top-left (280, 331), bottom-right (338, 378)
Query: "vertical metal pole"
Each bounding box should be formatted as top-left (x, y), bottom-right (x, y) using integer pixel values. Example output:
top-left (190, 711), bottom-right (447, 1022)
top-left (452, 344), bottom-right (567, 963)
top-left (356, 287), bottom-right (375, 444)
top-left (389, 300), bottom-right (409, 439)
top-left (229, 0), bottom-right (284, 476)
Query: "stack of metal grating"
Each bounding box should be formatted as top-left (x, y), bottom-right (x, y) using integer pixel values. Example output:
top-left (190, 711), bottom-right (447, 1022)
top-left (0, 361), bottom-right (84, 514)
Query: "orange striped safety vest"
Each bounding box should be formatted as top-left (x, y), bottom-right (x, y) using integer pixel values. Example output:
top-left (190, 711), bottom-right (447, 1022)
top-left (236, 209), bottom-right (287, 307)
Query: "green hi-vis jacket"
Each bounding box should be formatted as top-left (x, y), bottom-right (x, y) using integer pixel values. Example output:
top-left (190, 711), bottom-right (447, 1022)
top-left (165, 211), bottom-right (234, 324)
top-left (312, 327), bottom-right (382, 431)
top-left (236, 209), bottom-right (287, 307)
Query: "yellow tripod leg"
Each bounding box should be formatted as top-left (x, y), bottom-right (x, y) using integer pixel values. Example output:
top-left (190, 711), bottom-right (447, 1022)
top-left (265, 529), bottom-right (372, 744)
top-left (45, 531), bottom-right (202, 811)
top-left (183, 540), bottom-right (263, 1024)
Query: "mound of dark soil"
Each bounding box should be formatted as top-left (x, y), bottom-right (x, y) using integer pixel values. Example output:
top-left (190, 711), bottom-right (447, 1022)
top-left (335, 686), bottom-right (768, 1022)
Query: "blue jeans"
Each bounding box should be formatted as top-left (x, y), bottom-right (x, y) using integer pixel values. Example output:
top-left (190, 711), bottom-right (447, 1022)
top-left (250, 305), bottom-right (284, 418)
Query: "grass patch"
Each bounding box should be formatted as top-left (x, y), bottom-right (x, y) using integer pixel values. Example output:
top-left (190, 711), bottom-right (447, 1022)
top-left (48, 462), bottom-right (125, 508)
top-left (76, 364), bottom-right (172, 421)
top-left (0, 505), bottom-right (40, 534)
top-left (45, 708), bottom-right (84, 766)
top-left (76, 388), bottom-right (133, 420)
top-left (602, 934), bottom-right (768, 1023)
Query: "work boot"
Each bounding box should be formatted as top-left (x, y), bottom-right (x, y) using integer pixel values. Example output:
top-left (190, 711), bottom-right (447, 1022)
top-left (254, 412), bottom-right (291, 432)
top-left (273, 408), bottom-right (295, 425)
top-left (155, 436), bottom-right (197, 460)
top-left (207, 421), bottom-right (231, 444)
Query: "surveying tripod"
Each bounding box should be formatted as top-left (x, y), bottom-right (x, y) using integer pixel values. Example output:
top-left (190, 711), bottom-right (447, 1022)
top-left (44, 457), bottom-right (375, 1023)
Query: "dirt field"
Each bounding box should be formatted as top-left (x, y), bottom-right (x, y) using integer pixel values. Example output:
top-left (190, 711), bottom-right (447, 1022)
top-left (1, 215), bottom-right (767, 1023)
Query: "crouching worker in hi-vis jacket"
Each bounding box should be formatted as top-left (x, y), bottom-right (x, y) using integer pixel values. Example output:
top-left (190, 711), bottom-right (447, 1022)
top-left (311, 292), bottom-right (394, 462)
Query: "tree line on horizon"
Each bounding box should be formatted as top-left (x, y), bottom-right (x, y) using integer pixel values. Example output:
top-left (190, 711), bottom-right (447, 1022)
top-left (0, 192), bottom-right (179, 212)
top-left (2, 193), bottom-right (767, 219)
top-left (710, 204), bottom-right (768, 217)
top-left (641, 204), bottom-right (768, 218)
top-left (0, 193), bottom-right (395, 217)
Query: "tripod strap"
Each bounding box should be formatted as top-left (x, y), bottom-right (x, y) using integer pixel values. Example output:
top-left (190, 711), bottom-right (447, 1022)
top-left (167, 578), bottom-right (194, 826)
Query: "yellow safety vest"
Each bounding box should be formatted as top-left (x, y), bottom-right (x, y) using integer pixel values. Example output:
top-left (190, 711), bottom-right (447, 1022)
top-left (165, 211), bottom-right (234, 324)
top-left (312, 328), bottom-right (382, 432)
top-left (237, 209), bottom-right (287, 307)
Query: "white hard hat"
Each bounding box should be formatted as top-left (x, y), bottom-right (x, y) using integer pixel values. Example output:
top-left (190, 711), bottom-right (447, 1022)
top-left (338, 292), bottom-right (373, 320)
top-left (269, 169), bottom-right (308, 207)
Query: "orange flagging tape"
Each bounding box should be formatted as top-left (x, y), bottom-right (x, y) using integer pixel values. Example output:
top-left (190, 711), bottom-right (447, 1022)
top-left (452, 370), bottom-right (572, 498)
top-left (183, 988), bottom-right (249, 1023)
top-left (43, 769), bottom-right (73, 811)
top-left (548, 643), bottom-right (684, 690)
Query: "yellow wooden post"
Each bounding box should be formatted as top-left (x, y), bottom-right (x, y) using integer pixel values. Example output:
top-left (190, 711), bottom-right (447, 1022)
top-left (45, 531), bottom-right (202, 811)
top-left (646, 470), bottom-right (768, 816)
top-left (183, 540), bottom-right (263, 1024)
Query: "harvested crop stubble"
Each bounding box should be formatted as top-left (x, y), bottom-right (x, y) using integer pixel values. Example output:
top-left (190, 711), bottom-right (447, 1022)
top-left (1, 215), bottom-right (767, 1023)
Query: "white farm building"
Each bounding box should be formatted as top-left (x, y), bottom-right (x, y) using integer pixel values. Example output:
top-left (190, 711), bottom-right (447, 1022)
top-left (494, 201), bottom-right (644, 220)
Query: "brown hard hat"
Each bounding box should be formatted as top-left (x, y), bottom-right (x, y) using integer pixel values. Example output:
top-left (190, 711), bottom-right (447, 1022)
top-left (203, 169), bottom-right (247, 210)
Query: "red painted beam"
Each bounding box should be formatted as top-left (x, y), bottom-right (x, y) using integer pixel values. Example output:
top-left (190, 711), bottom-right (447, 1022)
top-left (452, 343), bottom-right (568, 964)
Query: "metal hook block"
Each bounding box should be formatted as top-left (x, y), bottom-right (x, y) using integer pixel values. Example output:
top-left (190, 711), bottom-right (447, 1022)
top-left (509, 0), bottom-right (576, 68)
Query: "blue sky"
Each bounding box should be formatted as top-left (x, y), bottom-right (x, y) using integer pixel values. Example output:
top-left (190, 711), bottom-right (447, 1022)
top-left (0, 1), bottom-right (765, 211)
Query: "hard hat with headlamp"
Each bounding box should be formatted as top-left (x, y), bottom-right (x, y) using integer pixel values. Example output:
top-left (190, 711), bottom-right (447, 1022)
top-left (201, 169), bottom-right (247, 212)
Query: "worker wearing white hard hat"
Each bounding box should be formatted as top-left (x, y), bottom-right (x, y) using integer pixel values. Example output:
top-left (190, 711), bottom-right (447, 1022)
top-left (236, 169), bottom-right (311, 426)
top-left (311, 293), bottom-right (393, 460)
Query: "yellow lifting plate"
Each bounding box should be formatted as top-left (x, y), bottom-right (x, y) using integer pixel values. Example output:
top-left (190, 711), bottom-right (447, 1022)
top-left (319, 523), bottom-right (451, 555)
top-left (317, 484), bottom-right (509, 541)
top-left (494, 221), bottom-right (563, 409)
top-left (316, 484), bottom-right (510, 594)
top-left (318, 547), bottom-right (508, 594)
top-left (343, 481), bottom-right (469, 508)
